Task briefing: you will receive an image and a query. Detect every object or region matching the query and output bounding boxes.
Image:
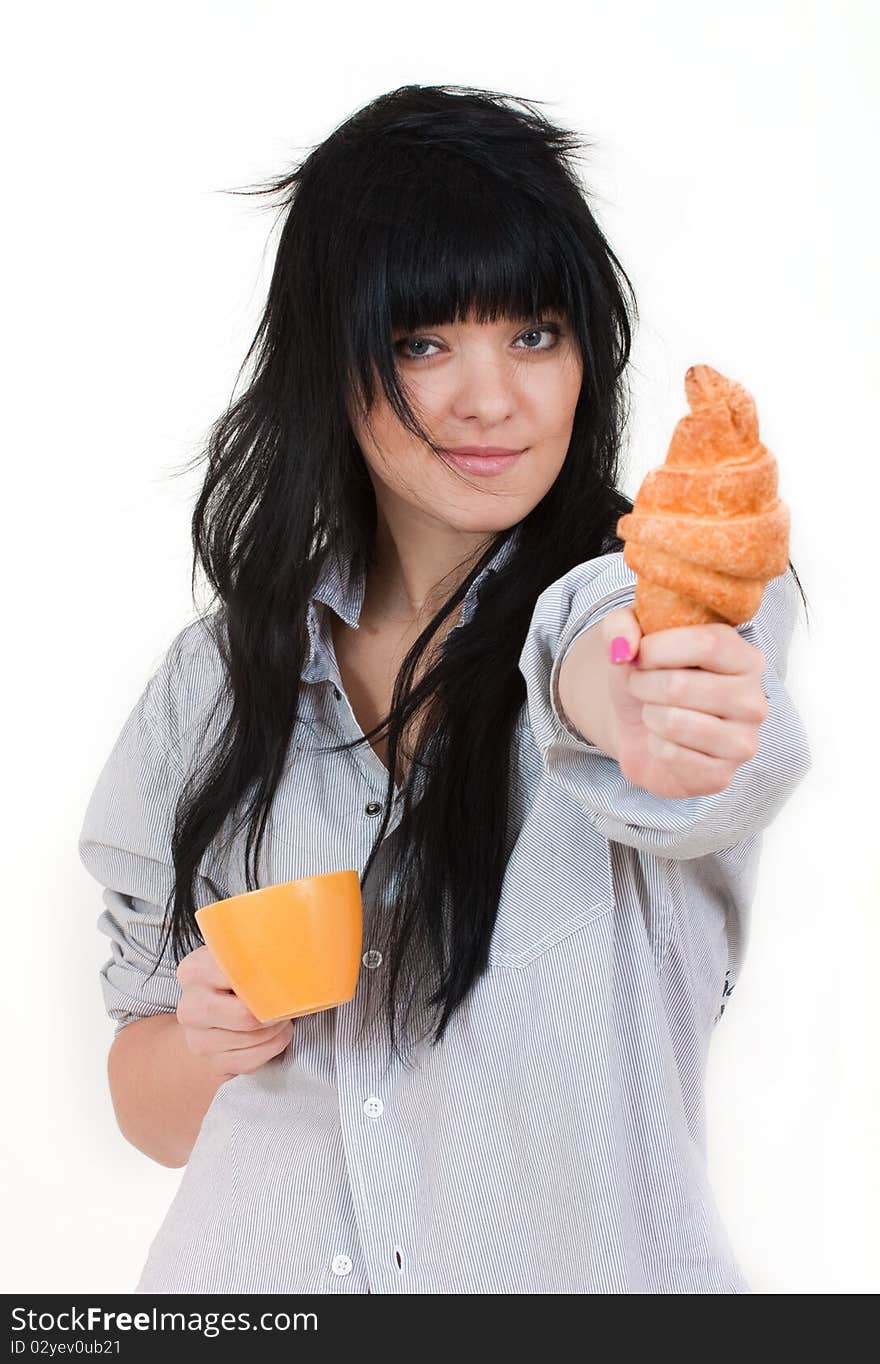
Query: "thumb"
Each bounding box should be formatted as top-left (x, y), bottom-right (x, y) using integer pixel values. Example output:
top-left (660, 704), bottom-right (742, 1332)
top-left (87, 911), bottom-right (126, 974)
top-left (602, 606), bottom-right (642, 666)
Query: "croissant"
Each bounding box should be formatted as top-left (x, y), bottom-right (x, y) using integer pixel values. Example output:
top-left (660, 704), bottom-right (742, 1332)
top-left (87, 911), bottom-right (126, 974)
top-left (615, 364), bottom-right (790, 635)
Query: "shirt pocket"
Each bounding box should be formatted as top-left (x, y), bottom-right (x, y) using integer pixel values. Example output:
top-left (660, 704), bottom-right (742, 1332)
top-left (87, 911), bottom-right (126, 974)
top-left (486, 778), bottom-right (615, 970)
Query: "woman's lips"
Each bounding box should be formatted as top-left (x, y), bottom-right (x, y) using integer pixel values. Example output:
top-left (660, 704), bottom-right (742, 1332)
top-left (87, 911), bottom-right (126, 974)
top-left (442, 448), bottom-right (526, 476)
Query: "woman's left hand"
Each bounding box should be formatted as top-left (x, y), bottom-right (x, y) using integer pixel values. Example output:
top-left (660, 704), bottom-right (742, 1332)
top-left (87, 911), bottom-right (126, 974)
top-left (601, 607), bottom-right (770, 800)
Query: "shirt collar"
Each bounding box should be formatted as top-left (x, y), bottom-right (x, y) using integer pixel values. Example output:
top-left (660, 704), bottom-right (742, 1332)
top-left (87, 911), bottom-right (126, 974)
top-left (303, 526), bottom-right (522, 683)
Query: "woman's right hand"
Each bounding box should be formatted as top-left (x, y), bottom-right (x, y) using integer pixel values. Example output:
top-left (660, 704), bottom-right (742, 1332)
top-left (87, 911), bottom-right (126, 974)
top-left (174, 944), bottom-right (295, 1080)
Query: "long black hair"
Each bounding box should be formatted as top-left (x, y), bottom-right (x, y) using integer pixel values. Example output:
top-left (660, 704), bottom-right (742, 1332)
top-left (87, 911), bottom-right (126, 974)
top-left (148, 83), bottom-right (809, 1067)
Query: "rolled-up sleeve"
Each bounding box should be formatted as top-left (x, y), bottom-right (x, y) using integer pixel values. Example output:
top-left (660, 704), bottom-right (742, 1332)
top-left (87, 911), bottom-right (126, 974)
top-left (518, 551), bottom-right (813, 861)
top-left (78, 633), bottom-right (225, 1035)
top-left (94, 889), bottom-right (182, 1037)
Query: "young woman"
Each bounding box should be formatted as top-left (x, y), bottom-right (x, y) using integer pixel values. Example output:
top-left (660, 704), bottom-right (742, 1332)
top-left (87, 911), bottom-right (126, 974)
top-left (78, 84), bottom-right (812, 1294)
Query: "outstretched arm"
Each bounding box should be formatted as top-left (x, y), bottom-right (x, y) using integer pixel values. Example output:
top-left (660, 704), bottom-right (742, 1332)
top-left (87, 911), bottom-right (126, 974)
top-left (518, 552), bottom-right (812, 861)
top-left (557, 605), bottom-right (770, 802)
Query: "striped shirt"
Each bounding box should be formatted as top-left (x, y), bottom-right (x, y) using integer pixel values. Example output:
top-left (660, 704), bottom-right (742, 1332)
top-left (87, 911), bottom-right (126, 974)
top-left (77, 531), bottom-right (812, 1293)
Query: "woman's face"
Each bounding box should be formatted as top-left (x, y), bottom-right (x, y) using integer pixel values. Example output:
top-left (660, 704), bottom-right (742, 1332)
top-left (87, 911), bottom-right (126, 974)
top-left (349, 309), bottom-right (583, 537)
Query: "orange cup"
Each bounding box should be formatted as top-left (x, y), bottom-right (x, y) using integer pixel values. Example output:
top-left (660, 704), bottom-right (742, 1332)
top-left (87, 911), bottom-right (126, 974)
top-left (194, 870), bottom-right (363, 1024)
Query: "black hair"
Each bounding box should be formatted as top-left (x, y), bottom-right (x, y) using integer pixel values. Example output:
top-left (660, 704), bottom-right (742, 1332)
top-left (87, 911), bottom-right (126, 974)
top-left (146, 83), bottom-right (809, 1067)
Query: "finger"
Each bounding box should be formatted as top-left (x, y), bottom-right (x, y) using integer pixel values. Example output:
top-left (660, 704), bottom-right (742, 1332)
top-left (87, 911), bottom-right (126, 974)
top-left (641, 702), bottom-right (760, 763)
top-left (601, 606), bottom-right (642, 665)
top-left (178, 943), bottom-right (235, 991)
top-left (219, 1020), bottom-right (293, 1052)
top-left (180, 984), bottom-right (266, 1031)
top-left (217, 1037), bottom-right (292, 1077)
top-left (637, 623), bottom-right (762, 676)
top-left (186, 1019), bottom-right (292, 1062)
top-left (643, 729), bottom-right (738, 787)
top-left (198, 945), bottom-right (238, 989)
top-left (627, 668), bottom-right (768, 724)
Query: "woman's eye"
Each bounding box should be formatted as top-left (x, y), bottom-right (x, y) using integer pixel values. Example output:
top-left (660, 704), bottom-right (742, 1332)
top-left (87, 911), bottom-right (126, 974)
top-left (394, 336), bottom-right (441, 360)
top-left (514, 324), bottom-right (562, 351)
top-left (393, 323), bottom-right (563, 362)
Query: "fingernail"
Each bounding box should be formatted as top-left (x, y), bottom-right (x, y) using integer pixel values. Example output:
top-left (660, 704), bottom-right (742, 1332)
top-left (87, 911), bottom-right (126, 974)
top-left (610, 636), bottom-right (633, 664)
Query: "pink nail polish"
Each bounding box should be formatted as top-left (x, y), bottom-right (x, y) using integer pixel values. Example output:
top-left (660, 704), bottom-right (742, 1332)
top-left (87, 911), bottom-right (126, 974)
top-left (610, 636), bottom-right (632, 664)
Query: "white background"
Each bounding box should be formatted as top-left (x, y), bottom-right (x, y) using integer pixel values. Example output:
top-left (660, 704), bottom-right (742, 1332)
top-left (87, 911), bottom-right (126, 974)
top-left (4, 0), bottom-right (877, 1295)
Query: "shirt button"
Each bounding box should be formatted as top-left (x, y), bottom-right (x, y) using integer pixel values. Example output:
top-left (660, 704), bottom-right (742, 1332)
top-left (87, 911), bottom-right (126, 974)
top-left (332, 685), bottom-right (341, 699)
top-left (363, 1096), bottom-right (384, 1119)
top-left (364, 801), bottom-right (382, 817)
top-left (331, 1254), bottom-right (353, 1276)
top-left (362, 949), bottom-right (383, 970)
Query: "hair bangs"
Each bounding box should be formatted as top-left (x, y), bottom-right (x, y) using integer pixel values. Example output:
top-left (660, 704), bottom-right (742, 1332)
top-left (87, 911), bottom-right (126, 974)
top-left (384, 184), bottom-right (576, 335)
